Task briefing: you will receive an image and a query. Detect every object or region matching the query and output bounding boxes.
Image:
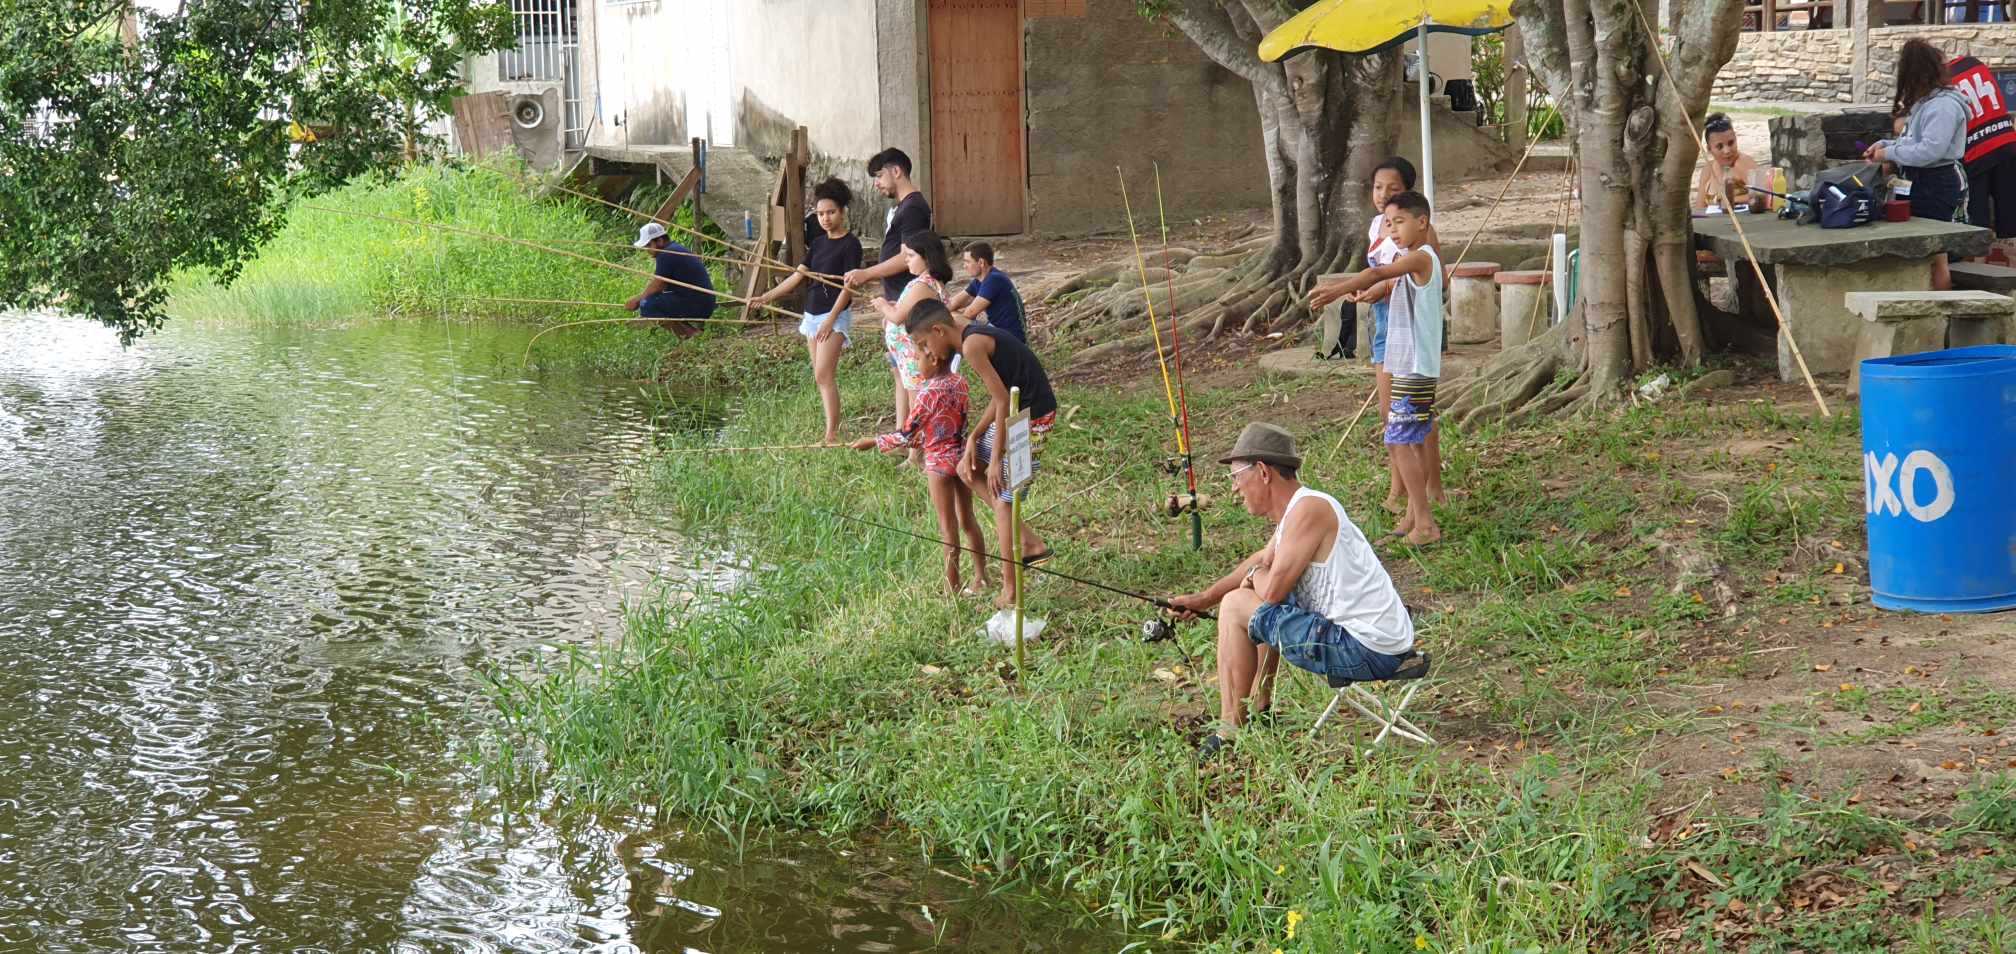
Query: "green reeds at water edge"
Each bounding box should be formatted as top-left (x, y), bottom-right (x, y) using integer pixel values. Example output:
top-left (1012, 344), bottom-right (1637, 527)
top-left (162, 159), bottom-right (741, 378)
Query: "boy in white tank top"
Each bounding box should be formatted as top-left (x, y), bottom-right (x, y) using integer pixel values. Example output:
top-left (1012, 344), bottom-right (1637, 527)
top-left (1307, 191), bottom-right (1445, 546)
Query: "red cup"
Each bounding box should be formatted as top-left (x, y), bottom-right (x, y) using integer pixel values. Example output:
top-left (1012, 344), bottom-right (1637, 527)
top-left (1884, 200), bottom-right (1911, 223)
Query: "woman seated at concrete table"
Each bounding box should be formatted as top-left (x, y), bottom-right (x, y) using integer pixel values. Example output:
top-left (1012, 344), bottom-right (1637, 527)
top-left (1694, 112), bottom-right (1762, 214)
top-left (1867, 38), bottom-right (1972, 290)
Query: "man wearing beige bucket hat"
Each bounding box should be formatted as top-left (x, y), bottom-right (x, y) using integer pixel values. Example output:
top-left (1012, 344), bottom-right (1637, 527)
top-left (1168, 423), bottom-right (1418, 760)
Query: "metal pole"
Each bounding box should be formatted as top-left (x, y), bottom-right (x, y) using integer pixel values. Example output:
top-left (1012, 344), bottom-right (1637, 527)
top-left (1009, 386), bottom-right (1025, 675)
top-left (1418, 18), bottom-right (1435, 208)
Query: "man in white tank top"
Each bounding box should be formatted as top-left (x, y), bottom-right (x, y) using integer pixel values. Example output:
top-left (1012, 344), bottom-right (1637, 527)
top-left (1168, 423), bottom-right (1416, 760)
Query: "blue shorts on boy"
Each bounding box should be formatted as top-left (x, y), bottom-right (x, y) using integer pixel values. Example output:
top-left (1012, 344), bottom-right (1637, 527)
top-left (1381, 244), bottom-right (1444, 446)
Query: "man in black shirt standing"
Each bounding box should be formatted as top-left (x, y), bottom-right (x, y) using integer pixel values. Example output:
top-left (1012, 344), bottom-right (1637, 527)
top-left (907, 300), bottom-right (1058, 609)
top-left (843, 147), bottom-right (933, 302)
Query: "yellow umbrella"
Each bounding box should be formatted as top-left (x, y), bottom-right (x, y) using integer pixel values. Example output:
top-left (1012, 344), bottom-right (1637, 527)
top-left (1259, 0), bottom-right (1511, 60)
top-left (1259, 0), bottom-right (1514, 206)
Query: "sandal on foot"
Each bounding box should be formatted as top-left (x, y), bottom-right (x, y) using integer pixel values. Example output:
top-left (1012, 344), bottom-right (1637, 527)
top-left (1020, 548), bottom-right (1053, 567)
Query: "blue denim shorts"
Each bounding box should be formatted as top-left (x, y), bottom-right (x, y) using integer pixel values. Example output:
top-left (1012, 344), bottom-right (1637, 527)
top-left (1370, 300), bottom-right (1389, 365)
top-left (1248, 593), bottom-right (1407, 682)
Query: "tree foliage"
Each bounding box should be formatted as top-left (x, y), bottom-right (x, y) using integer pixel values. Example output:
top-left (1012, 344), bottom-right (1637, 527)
top-left (0, 0), bottom-right (514, 340)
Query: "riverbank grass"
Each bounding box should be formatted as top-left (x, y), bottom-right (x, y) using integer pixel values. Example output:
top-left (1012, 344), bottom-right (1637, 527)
top-left (493, 342), bottom-right (2016, 951)
top-left (165, 161), bottom-right (746, 377)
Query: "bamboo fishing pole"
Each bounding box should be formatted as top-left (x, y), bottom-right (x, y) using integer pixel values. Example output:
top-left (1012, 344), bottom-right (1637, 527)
top-left (548, 182), bottom-right (849, 292)
top-left (534, 233), bottom-right (812, 275)
top-left (460, 295), bottom-right (791, 316)
top-left (518, 315), bottom-right (782, 363)
top-left (658, 442), bottom-right (842, 453)
top-left (301, 204), bottom-right (804, 323)
top-left (1152, 163), bottom-right (1202, 550)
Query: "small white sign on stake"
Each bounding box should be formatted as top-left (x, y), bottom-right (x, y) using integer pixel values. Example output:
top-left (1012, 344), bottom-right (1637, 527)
top-left (1005, 411), bottom-right (1033, 490)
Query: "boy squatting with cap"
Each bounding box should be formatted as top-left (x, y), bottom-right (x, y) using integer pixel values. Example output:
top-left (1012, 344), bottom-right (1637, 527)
top-left (1307, 190), bottom-right (1445, 547)
top-left (625, 223), bottom-right (716, 338)
top-left (1166, 422), bottom-right (1416, 761)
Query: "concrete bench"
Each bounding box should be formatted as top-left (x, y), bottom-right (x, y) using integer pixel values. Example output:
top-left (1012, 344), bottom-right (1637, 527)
top-left (1948, 261), bottom-right (2016, 293)
top-left (1846, 290), bottom-right (2016, 394)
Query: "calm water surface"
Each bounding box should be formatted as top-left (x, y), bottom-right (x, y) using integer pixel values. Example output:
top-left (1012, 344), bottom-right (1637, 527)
top-left (0, 312), bottom-right (1119, 953)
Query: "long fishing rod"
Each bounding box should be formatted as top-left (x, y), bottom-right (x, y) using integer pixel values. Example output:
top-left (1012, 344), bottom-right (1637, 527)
top-left (1152, 163), bottom-right (1202, 551)
top-left (518, 315), bottom-right (785, 364)
top-left (464, 295), bottom-right (785, 315)
top-left (534, 234), bottom-right (817, 275)
top-left (824, 510), bottom-right (1215, 620)
top-left (302, 205), bottom-right (804, 324)
top-left (1117, 169), bottom-right (1195, 551)
top-left (548, 182), bottom-right (849, 293)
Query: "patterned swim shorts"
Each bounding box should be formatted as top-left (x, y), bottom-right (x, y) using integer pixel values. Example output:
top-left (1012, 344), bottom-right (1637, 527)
top-left (1385, 376), bottom-right (1437, 446)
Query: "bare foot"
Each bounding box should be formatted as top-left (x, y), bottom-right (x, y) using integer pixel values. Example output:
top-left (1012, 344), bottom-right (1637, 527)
top-left (1381, 496), bottom-right (1405, 515)
top-left (1404, 527), bottom-right (1442, 547)
top-left (994, 591), bottom-right (1017, 610)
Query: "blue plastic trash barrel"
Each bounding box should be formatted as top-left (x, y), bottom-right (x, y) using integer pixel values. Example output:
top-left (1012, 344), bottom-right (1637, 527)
top-left (1859, 345), bottom-right (2016, 613)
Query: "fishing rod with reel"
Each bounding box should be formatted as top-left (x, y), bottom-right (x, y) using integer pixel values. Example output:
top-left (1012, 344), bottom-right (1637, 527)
top-left (825, 511), bottom-right (1214, 649)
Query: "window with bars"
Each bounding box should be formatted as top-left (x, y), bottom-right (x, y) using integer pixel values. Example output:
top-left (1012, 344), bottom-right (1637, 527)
top-left (498, 0), bottom-right (578, 83)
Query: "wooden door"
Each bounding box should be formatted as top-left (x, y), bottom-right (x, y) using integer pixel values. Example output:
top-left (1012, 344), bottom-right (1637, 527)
top-left (928, 0), bottom-right (1026, 235)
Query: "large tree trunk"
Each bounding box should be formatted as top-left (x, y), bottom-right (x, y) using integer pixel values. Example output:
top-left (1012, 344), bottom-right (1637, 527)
top-left (1155, 0), bottom-right (1402, 336)
top-left (1444, 0), bottom-right (1747, 423)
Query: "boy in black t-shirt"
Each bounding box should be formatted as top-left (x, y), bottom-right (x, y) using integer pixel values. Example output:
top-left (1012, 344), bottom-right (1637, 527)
top-left (843, 147), bottom-right (933, 302)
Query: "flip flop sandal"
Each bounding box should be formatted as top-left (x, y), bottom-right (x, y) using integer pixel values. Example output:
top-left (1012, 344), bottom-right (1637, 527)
top-left (1020, 548), bottom-right (1053, 567)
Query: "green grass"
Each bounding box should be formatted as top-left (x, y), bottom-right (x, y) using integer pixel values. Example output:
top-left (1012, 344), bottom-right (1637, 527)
top-left (165, 159), bottom-right (744, 377)
top-left (477, 290), bottom-right (2010, 948)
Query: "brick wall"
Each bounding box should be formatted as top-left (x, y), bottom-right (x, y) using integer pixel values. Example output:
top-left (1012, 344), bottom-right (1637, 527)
top-left (1712, 24), bottom-right (2016, 103)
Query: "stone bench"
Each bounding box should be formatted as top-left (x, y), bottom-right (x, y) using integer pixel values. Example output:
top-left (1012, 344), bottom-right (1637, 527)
top-left (1494, 270), bottom-right (1552, 349)
top-left (1846, 290), bottom-right (2016, 394)
top-left (1447, 261), bottom-right (1500, 344)
top-left (1948, 261), bottom-right (2016, 293)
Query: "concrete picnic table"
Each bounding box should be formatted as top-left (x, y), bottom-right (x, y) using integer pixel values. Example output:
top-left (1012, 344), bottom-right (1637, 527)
top-left (1693, 214), bottom-right (1993, 381)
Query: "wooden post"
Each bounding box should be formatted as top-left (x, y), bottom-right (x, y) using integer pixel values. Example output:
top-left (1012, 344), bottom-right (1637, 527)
top-left (785, 126), bottom-right (810, 267)
top-left (737, 191), bottom-right (775, 321)
top-left (1009, 386), bottom-right (1025, 675)
top-left (1763, 0), bottom-right (1778, 29)
top-left (1505, 25), bottom-right (1528, 150)
top-left (1852, 0), bottom-right (1872, 102)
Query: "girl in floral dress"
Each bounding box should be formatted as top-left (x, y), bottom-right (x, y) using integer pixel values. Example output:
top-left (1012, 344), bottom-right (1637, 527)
top-left (854, 329), bottom-right (990, 594)
top-left (870, 230), bottom-right (952, 467)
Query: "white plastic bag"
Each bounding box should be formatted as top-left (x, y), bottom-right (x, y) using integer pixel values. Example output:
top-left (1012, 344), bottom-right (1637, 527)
top-left (981, 609), bottom-right (1046, 647)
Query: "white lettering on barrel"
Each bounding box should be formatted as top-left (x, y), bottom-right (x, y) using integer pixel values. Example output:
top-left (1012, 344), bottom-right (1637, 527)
top-left (1864, 450), bottom-right (1955, 523)
top-left (1865, 451), bottom-right (1901, 517)
top-left (1898, 450), bottom-right (1955, 522)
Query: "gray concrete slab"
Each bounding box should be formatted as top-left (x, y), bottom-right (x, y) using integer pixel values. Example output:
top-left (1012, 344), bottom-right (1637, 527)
top-left (1844, 290), bottom-right (2015, 322)
top-left (1693, 214), bottom-right (1992, 267)
top-left (1949, 261), bottom-right (2016, 292)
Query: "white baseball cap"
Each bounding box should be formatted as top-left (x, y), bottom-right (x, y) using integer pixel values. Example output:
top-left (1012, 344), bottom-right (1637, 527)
top-left (633, 222), bottom-right (668, 247)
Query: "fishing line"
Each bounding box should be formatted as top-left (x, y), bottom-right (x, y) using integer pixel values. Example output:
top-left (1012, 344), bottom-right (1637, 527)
top-left (823, 510), bottom-right (1216, 620)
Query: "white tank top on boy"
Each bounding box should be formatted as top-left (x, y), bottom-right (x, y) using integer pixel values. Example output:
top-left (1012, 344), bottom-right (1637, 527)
top-left (1267, 486), bottom-right (1414, 655)
top-left (1382, 244), bottom-right (1444, 380)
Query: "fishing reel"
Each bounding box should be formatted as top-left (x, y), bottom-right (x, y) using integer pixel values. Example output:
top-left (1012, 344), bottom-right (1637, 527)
top-left (1140, 617), bottom-right (1178, 644)
top-left (1160, 456), bottom-right (1186, 478)
top-left (1163, 492), bottom-right (1212, 518)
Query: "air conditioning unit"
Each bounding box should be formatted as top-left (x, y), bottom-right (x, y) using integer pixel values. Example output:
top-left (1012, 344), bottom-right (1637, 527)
top-left (508, 87), bottom-right (564, 170)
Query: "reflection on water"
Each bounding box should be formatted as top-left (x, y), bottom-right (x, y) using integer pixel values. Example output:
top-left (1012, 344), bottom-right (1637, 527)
top-left (0, 313), bottom-right (1117, 953)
